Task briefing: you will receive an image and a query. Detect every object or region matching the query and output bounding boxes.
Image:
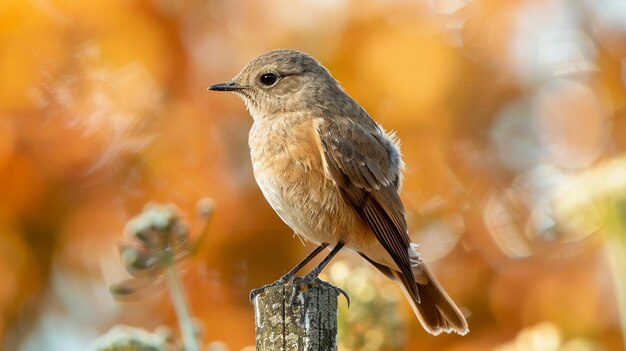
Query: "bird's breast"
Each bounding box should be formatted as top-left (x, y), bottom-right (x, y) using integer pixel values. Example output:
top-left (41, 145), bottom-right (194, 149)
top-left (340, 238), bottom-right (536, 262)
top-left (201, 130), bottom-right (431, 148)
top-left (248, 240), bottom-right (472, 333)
top-left (248, 116), bottom-right (360, 245)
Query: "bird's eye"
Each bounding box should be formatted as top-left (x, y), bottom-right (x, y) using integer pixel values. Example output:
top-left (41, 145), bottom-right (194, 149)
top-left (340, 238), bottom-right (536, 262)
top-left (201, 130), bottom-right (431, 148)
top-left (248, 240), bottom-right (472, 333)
top-left (259, 73), bottom-right (278, 86)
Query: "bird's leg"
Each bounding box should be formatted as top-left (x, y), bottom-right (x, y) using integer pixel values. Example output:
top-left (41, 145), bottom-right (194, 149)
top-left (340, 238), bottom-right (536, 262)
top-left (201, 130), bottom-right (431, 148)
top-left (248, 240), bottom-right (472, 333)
top-left (277, 242), bottom-right (329, 283)
top-left (300, 241), bottom-right (345, 281)
top-left (249, 243), bottom-right (328, 301)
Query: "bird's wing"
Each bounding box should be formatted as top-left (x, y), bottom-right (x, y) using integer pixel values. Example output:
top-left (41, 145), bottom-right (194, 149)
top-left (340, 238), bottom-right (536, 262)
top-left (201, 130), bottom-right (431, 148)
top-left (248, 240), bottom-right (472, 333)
top-left (314, 117), bottom-right (420, 300)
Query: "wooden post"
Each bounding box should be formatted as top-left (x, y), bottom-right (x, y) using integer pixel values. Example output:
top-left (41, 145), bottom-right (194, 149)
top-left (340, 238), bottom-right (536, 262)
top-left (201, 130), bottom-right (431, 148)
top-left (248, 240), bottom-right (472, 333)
top-left (252, 279), bottom-right (341, 351)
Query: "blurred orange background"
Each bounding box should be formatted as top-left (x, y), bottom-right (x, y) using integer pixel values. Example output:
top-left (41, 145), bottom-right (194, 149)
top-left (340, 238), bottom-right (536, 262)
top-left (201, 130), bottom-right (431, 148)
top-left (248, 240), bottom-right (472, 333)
top-left (1, 0), bottom-right (626, 350)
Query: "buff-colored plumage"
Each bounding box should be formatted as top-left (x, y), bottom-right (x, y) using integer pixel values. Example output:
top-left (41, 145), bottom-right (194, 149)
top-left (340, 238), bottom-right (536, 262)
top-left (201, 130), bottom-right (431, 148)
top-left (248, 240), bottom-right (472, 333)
top-left (209, 49), bottom-right (468, 335)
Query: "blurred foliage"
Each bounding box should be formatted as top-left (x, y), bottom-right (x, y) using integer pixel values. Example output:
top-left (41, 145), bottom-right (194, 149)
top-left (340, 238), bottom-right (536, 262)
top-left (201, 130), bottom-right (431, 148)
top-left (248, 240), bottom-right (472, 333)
top-left (494, 322), bottom-right (606, 351)
top-left (0, 0), bottom-right (625, 350)
top-left (328, 261), bottom-right (407, 350)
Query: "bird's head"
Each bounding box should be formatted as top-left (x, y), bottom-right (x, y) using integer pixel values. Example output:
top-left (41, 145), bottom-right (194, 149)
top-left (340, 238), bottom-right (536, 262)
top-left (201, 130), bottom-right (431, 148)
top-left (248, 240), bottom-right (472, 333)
top-left (209, 49), bottom-right (342, 119)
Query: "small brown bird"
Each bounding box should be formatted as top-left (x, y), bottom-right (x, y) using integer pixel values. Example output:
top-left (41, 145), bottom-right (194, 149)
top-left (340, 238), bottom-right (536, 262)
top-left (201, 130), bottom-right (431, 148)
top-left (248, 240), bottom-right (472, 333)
top-left (209, 49), bottom-right (468, 335)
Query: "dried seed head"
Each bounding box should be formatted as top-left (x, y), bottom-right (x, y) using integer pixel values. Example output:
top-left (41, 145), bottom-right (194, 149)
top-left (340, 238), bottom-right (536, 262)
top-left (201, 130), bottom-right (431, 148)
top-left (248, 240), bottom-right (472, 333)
top-left (113, 203), bottom-right (190, 298)
top-left (87, 325), bottom-right (174, 351)
top-left (111, 200), bottom-right (214, 298)
top-left (123, 203), bottom-right (191, 262)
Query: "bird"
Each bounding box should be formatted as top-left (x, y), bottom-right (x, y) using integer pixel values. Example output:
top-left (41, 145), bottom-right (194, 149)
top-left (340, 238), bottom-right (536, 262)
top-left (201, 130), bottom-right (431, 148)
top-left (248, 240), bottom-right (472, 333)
top-left (208, 49), bottom-right (468, 336)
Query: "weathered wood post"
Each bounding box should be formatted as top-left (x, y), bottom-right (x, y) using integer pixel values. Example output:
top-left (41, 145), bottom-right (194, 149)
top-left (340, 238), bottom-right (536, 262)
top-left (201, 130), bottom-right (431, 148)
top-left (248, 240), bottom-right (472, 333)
top-left (251, 279), bottom-right (342, 351)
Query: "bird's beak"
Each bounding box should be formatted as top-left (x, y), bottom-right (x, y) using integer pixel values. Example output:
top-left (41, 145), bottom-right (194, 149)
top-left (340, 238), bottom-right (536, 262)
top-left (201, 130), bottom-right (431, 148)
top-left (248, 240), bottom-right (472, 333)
top-left (208, 81), bottom-right (244, 92)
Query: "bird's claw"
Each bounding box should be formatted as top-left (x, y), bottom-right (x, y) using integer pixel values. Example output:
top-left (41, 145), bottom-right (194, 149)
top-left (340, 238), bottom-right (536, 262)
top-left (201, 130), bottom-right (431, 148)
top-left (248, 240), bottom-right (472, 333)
top-left (329, 283), bottom-right (350, 307)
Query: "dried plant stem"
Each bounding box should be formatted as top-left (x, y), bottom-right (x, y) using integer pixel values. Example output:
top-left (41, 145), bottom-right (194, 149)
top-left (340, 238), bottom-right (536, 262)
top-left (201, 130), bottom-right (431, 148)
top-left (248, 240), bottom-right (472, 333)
top-left (165, 264), bottom-right (199, 351)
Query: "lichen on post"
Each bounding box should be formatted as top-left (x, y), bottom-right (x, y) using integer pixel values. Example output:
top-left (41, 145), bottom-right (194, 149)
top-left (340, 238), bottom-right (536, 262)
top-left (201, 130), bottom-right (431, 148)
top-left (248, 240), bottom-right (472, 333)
top-left (252, 279), bottom-right (341, 351)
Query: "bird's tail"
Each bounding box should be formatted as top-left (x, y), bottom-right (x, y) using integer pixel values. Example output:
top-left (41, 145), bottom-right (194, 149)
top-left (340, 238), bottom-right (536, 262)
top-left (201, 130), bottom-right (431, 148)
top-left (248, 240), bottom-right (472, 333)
top-left (392, 263), bottom-right (469, 336)
top-left (359, 246), bottom-right (469, 335)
